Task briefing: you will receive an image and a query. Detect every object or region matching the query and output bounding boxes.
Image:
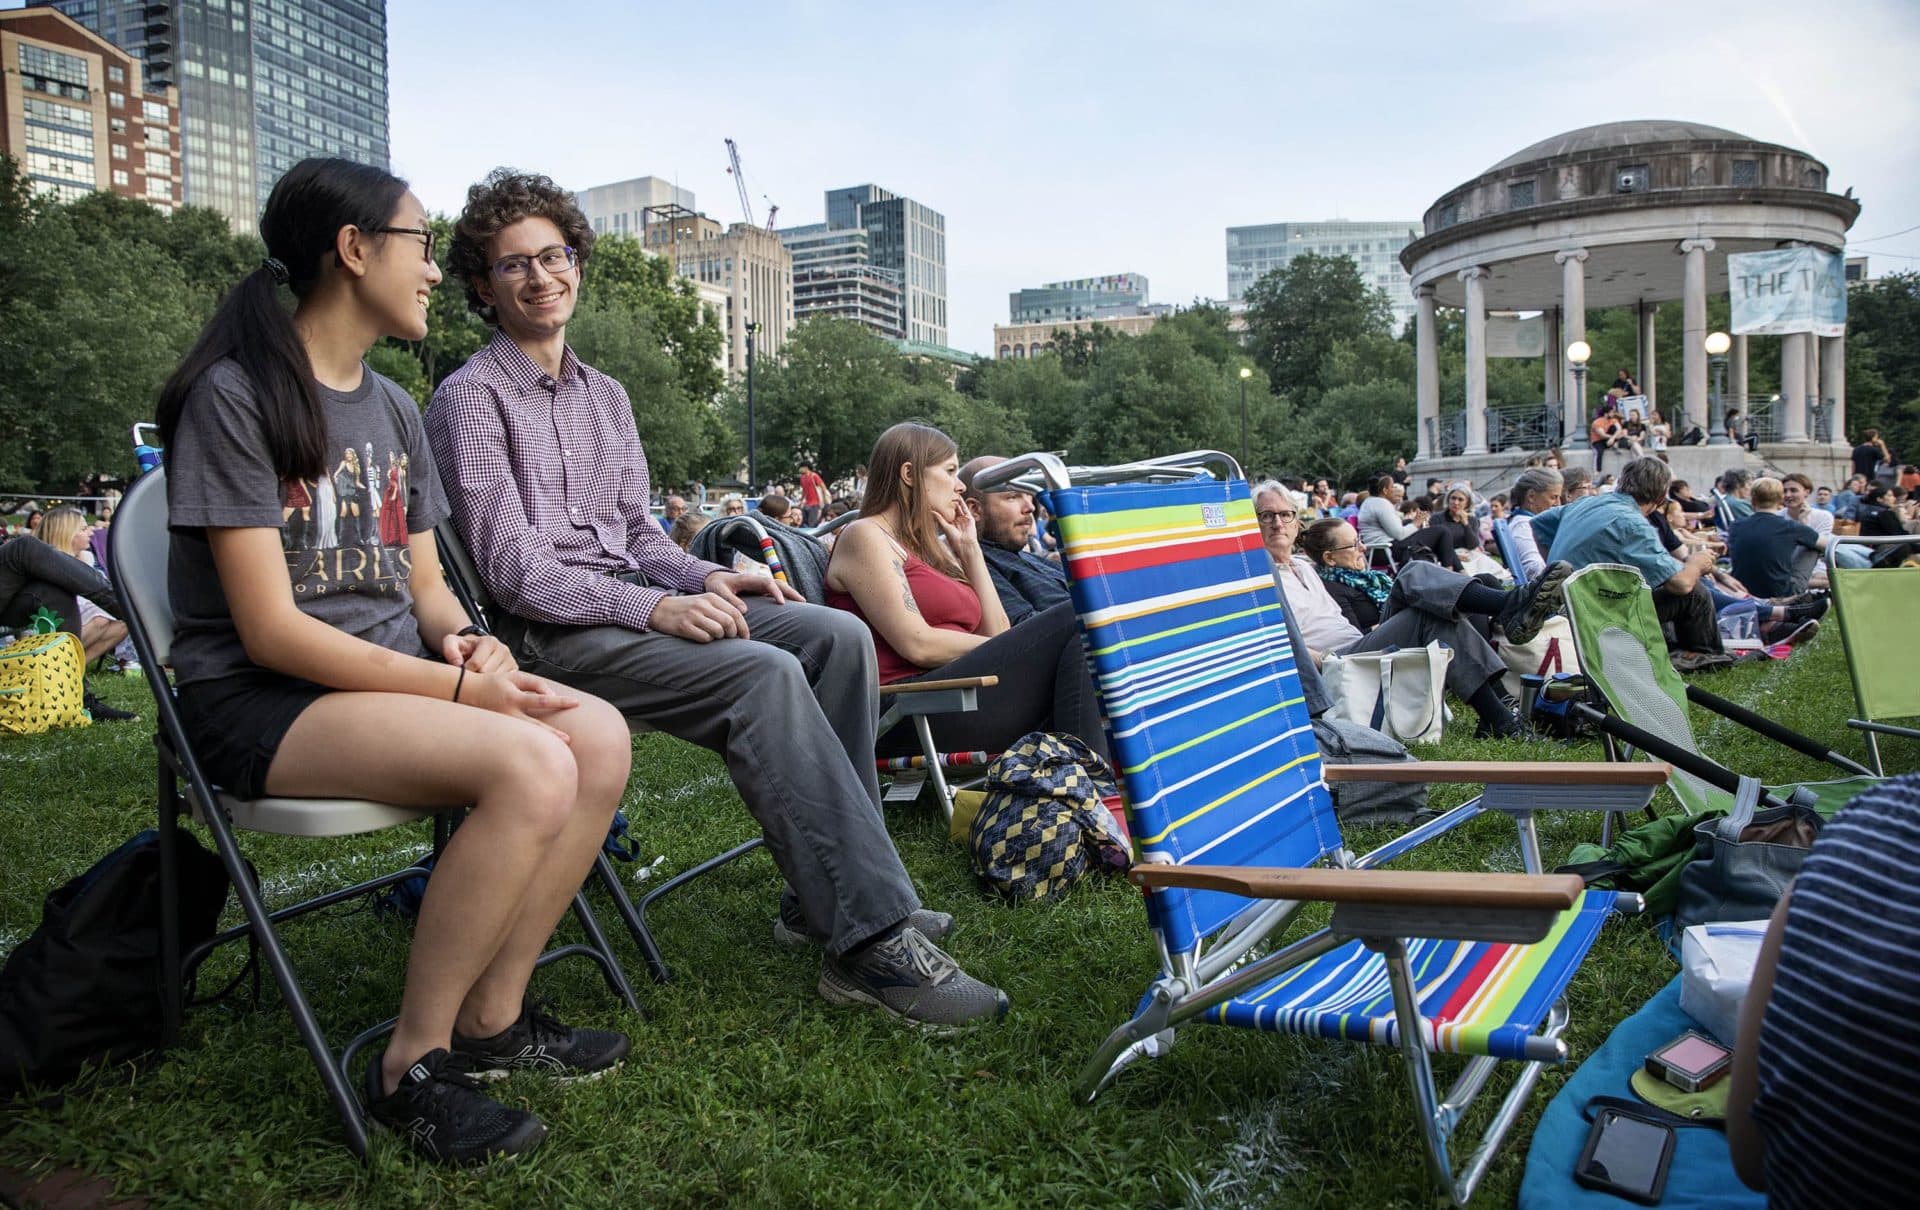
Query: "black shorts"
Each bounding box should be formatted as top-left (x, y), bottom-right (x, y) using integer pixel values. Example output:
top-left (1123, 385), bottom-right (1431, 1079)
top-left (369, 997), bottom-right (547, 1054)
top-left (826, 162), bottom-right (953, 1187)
top-left (176, 669), bottom-right (332, 799)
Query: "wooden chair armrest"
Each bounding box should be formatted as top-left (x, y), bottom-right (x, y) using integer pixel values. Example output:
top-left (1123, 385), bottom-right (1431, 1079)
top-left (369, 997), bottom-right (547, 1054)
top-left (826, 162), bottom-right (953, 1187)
top-left (1320, 760), bottom-right (1670, 786)
top-left (1128, 864), bottom-right (1584, 911)
top-left (878, 675), bottom-right (999, 696)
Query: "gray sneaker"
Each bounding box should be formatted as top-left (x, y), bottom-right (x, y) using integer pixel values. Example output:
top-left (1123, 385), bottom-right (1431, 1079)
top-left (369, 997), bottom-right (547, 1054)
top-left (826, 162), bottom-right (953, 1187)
top-left (818, 926), bottom-right (1009, 1032)
top-left (773, 902), bottom-right (953, 952)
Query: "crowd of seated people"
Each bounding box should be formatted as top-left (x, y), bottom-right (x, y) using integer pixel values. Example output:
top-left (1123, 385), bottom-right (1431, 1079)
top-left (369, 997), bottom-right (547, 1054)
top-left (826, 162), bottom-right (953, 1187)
top-left (45, 152), bottom-right (1915, 1177)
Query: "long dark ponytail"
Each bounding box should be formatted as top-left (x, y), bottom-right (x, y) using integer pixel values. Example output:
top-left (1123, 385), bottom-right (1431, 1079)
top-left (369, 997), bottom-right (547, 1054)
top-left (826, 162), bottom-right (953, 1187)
top-left (157, 157), bottom-right (410, 481)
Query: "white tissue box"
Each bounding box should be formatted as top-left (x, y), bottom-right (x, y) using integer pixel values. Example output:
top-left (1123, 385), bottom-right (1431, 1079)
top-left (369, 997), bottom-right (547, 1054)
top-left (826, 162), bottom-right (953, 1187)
top-left (1679, 920), bottom-right (1770, 1045)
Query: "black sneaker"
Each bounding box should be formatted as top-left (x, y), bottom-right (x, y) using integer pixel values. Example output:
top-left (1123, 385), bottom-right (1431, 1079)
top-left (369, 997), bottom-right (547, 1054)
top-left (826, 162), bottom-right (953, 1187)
top-left (1784, 595), bottom-right (1829, 623)
top-left (818, 926), bottom-right (1009, 1033)
top-left (1498, 561), bottom-right (1573, 645)
top-left (364, 1047), bottom-right (545, 1165)
top-left (772, 899), bottom-right (954, 951)
top-left (82, 687), bottom-right (137, 722)
top-left (450, 999), bottom-right (630, 1083)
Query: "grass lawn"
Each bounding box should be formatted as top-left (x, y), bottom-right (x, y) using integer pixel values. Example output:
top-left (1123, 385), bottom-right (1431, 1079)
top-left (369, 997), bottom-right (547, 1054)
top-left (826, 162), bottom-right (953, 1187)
top-left (1, 635), bottom-right (1911, 1208)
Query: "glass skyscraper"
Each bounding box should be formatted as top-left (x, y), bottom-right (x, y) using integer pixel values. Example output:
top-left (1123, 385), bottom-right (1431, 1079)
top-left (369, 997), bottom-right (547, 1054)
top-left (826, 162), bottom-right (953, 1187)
top-left (54, 1), bottom-right (389, 229)
top-left (825, 184), bottom-right (947, 346)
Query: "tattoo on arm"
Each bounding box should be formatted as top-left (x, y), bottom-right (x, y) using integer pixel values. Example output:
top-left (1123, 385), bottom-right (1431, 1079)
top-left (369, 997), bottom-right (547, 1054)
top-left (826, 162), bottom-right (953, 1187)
top-left (891, 554), bottom-right (920, 615)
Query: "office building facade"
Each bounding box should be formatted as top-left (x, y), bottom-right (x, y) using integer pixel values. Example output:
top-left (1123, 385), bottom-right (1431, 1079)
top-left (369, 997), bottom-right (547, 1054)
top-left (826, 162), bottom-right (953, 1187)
top-left (1009, 273), bottom-right (1149, 323)
top-left (53, 0), bottom-right (390, 230)
top-left (825, 183), bottom-right (946, 346)
top-left (1225, 219), bottom-right (1421, 332)
top-left (578, 175), bottom-right (695, 239)
top-left (779, 222), bottom-right (905, 339)
top-left (1, 6), bottom-right (181, 208)
top-left (644, 208), bottom-right (793, 378)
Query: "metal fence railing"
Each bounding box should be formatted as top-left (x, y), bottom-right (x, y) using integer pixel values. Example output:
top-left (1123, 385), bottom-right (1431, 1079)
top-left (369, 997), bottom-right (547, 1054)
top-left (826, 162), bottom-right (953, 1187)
top-left (1489, 402), bottom-right (1563, 453)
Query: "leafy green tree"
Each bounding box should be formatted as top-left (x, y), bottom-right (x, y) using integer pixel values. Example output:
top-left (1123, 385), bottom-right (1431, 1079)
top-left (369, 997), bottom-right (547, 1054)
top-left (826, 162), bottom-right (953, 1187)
top-left (959, 355), bottom-right (1084, 453)
top-left (569, 298), bottom-right (733, 488)
top-left (0, 210), bottom-right (201, 488)
top-left (1243, 253), bottom-right (1392, 401)
top-left (726, 317), bottom-right (909, 482)
top-left (584, 233), bottom-right (726, 406)
top-left (1073, 326), bottom-right (1254, 465)
top-left (1844, 272), bottom-right (1920, 457)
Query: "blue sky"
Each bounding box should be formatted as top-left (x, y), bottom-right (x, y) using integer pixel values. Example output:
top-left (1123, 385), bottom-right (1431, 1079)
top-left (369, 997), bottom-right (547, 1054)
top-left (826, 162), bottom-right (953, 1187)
top-left (26, 0), bottom-right (1920, 353)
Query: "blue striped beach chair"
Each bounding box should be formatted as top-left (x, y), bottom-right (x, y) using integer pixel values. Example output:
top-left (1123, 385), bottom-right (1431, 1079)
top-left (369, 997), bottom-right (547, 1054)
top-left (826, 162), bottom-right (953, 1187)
top-left (975, 452), bottom-right (1668, 1205)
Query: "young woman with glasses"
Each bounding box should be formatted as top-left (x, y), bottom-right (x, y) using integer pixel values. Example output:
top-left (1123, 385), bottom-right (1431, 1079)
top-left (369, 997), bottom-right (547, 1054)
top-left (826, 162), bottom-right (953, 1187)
top-left (154, 158), bottom-right (634, 1165)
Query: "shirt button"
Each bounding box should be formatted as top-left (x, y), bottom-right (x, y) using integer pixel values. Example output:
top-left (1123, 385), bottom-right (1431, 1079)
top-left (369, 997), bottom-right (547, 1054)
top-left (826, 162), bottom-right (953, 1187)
top-left (543, 377), bottom-right (557, 391)
top-left (562, 449), bottom-right (571, 458)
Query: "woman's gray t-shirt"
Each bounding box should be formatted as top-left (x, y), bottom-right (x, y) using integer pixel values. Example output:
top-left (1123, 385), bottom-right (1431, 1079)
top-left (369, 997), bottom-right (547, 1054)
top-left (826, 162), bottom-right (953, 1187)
top-left (165, 359), bottom-right (450, 686)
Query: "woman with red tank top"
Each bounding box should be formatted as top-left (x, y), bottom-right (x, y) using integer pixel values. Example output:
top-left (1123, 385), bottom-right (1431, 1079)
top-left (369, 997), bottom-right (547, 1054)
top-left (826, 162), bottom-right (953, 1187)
top-left (825, 422), bottom-right (1109, 761)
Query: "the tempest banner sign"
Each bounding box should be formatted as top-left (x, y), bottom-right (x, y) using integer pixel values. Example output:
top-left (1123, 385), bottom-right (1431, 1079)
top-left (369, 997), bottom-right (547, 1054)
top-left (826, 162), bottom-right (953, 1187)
top-left (1727, 247), bottom-right (1847, 337)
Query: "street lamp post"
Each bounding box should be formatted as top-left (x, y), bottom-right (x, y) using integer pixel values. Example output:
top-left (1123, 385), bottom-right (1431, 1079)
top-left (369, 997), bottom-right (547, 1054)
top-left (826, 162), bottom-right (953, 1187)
top-left (1705, 330), bottom-right (1731, 445)
top-left (745, 321), bottom-right (760, 489)
top-left (1566, 340), bottom-right (1591, 438)
top-left (1238, 366), bottom-right (1253, 474)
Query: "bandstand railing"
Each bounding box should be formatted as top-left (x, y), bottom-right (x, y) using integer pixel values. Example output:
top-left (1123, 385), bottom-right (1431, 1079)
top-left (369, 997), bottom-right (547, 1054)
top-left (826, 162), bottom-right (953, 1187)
top-left (1489, 401), bottom-right (1563, 453)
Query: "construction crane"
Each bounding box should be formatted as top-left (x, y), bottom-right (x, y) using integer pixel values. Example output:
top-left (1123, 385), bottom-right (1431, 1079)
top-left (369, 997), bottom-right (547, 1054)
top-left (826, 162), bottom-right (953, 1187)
top-left (723, 137), bottom-right (777, 230)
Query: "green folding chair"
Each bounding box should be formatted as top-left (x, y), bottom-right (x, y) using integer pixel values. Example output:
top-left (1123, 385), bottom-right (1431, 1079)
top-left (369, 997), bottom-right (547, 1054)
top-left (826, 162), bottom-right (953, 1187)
top-left (976, 452), bottom-right (1667, 1205)
top-left (1827, 536), bottom-right (1920, 775)
top-left (1558, 563), bottom-right (1876, 819)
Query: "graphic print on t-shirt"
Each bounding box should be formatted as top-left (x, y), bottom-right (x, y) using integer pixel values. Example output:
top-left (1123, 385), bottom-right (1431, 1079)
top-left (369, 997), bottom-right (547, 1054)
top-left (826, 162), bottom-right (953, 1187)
top-left (278, 444), bottom-right (413, 599)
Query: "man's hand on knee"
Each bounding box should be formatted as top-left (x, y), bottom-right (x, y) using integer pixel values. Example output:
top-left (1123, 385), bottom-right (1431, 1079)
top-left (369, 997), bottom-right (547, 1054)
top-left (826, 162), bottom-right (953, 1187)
top-left (704, 569), bottom-right (804, 613)
top-left (651, 592), bottom-right (751, 642)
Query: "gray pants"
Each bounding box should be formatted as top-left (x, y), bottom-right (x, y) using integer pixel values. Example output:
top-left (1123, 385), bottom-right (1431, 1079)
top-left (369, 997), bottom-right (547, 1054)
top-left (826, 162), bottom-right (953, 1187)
top-left (496, 597), bottom-right (918, 957)
top-left (1342, 561), bottom-right (1506, 701)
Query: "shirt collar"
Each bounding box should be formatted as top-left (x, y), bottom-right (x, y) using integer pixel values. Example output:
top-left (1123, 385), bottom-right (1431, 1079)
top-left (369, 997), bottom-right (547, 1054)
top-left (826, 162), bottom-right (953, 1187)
top-left (485, 328), bottom-right (583, 394)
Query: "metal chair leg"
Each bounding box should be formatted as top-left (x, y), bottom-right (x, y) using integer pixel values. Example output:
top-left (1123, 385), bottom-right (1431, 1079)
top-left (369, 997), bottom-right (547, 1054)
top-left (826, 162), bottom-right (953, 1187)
top-left (156, 761), bottom-right (185, 1049)
top-left (196, 799), bottom-right (371, 1159)
top-left (598, 839), bottom-right (766, 983)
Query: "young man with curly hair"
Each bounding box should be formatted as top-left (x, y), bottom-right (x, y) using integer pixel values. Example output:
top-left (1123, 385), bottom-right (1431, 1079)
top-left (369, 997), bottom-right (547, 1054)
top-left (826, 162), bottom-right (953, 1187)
top-left (424, 170), bottom-right (1007, 1031)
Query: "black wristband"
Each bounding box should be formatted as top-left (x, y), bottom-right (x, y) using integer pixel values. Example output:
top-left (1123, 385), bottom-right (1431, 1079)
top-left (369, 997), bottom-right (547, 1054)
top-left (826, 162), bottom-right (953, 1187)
top-left (453, 665), bottom-right (467, 703)
top-left (456, 624), bottom-right (488, 638)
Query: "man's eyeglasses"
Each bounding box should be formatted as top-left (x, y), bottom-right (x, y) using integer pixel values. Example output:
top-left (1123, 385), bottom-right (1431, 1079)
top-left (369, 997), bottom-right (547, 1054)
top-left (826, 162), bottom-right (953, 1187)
top-left (370, 226), bottom-right (436, 262)
top-left (492, 245), bottom-right (579, 280)
top-left (1256, 510), bottom-right (1298, 526)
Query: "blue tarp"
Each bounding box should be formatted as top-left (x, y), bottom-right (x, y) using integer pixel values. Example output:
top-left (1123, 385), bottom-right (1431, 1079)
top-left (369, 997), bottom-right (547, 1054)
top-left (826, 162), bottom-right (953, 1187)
top-left (1519, 975), bottom-right (1762, 1210)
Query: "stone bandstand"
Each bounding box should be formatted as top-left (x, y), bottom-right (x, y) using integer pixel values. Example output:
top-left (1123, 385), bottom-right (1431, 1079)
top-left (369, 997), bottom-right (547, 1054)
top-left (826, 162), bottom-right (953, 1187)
top-left (1401, 120), bottom-right (1861, 492)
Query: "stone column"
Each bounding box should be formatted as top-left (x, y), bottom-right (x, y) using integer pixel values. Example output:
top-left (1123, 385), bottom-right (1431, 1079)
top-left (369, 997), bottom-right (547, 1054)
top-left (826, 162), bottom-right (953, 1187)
top-left (1543, 307), bottom-right (1561, 408)
top-left (1730, 334), bottom-right (1749, 407)
top-left (1679, 238), bottom-right (1715, 438)
top-left (1460, 267), bottom-right (1489, 456)
top-left (1820, 331), bottom-right (1846, 445)
top-left (1637, 302), bottom-right (1658, 406)
top-left (1778, 333), bottom-right (1808, 442)
top-left (1556, 249), bottom-right (1588, 443)
top-left (1797, 336), bottom-right (1812, 441)
top-left (1414, 284), bottom-right (1439, 461)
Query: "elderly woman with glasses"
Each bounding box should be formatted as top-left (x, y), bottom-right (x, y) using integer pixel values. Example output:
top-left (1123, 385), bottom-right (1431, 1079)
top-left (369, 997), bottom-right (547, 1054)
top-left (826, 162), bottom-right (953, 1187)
top-left (1258, 481), bottom-right (1572, 739)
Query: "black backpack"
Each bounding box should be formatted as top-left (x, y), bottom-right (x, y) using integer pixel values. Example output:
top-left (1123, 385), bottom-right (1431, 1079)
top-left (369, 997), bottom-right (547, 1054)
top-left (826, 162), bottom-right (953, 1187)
top-left (0, 830), bottom-right (230, 1094)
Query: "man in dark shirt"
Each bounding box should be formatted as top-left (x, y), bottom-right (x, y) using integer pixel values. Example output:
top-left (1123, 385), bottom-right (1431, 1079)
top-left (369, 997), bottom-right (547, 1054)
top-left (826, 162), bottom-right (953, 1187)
top-left (1852, 428), bottom-right (1890, 482)
top-left (957, 456), bottom-right (1070, 626)
top-left (1729, 477), bottom-right (1831, 597)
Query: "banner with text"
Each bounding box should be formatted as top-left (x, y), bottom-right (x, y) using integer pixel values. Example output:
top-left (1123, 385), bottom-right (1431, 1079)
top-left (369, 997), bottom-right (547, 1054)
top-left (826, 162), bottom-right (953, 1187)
top-left (1486, 313), bottom-right (1547, 358)
top-left (1727, 247), bottom-right (1847, 337)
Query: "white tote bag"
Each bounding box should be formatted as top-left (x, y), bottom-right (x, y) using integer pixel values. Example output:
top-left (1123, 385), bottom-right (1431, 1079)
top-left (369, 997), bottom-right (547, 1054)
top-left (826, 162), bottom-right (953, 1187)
top-left (1496, 615), bottom-right (1581, 701)
top-left (1320, 642), bottom-right (1454, 746)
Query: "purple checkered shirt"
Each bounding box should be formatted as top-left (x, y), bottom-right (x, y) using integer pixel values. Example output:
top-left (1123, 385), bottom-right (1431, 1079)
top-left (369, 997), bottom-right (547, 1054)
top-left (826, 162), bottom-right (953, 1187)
top-left (424, 329), bottom-right (725, 632)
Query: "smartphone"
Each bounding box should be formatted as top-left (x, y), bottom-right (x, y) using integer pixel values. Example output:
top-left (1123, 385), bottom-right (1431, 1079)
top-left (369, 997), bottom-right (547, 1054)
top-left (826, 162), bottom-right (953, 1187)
top-left (1574, 1106), bottom-right (1675, 1204)
top-left (1645, 1029), bottom-right (1732, 1092)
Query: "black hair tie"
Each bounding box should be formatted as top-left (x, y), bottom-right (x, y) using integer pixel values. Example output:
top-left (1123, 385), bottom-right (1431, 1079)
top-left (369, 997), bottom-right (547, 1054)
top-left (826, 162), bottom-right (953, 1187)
top-left (262, 256), bottom-right (290, 285)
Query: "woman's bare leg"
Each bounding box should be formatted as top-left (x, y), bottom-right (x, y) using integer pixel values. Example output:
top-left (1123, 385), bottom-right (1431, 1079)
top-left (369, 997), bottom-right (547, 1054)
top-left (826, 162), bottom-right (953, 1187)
top-left (263, 692), bottom-right (606, 1093)
top-left (456, 692), bottom-right (631, 1036)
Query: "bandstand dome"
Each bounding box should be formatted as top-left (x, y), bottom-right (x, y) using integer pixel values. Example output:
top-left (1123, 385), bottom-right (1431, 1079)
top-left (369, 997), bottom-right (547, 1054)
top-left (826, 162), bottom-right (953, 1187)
top-left (1486, 120), bottom-right (1751, 173)
top-left (1401, 118), bottom-right (1860, 476)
